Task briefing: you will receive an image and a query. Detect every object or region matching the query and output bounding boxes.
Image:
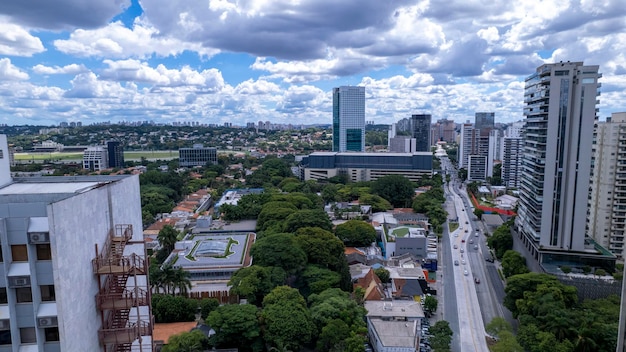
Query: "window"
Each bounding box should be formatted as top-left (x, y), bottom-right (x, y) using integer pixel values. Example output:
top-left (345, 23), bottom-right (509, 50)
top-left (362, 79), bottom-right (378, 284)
top-left (16, 287), bottom-right (32, 303)
top-left (0, 330), bottom-right (10, 345)
top-left (44, 327), bottom-right (59, 342)
top-left (40, 285), bottom-right (55, 302)
top-left (0, 245), bottom-right (2, 262)
top-left (36, 244), bottom-right (51, 261)
top-left (11, 245), bottom-right (28, 261)
top-left (20, 327), bottom-right (36, 343)
top-left (0, 288), bottom-right (6, 304)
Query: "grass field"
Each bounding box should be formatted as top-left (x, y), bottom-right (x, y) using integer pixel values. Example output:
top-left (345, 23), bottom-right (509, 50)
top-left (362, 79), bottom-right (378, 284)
top-left (14, 150), bottom-right (180, 161)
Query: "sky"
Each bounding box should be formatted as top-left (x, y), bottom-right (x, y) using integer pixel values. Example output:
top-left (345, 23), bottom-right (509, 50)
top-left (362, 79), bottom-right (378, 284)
top-left (0, 0), bottom-right (625, 127)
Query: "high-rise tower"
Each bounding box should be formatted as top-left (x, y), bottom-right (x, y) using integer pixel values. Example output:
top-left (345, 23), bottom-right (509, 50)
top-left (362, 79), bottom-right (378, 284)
top-left (410, 114), bottom-right (432, 152)
top-left (332, 86), bottom-right (365, 152)
top-left (516, 62), bottom-right (601, 253)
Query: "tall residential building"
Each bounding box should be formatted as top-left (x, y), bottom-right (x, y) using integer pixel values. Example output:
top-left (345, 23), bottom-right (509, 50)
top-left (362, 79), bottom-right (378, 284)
top-left (106, 140), bottom-right (125, 169)
top-left (475, 112), bottom-right (495, 130)
top-left (332, 86), bottom-right (366, 152)
top-left (0, 136), bottom-right (153, 351)
top-left (83, 146), bottom-right (108, 171)
top-left (410, 114), bottom-right (432, 152)
top-left (505, 121), bottom-right (524, 138)
top-left (435, 119), bottom-right (457, 143)
top-left (502, 137), bottom-right (523, 188)
top-left (459, 123), bottom-right (475, 169)
top-left (179, 144), bottom-right (218, 167)
top-left (515, 62), bottom-right (601, 257)
top-left (587, 112), bottom-right (626, 259)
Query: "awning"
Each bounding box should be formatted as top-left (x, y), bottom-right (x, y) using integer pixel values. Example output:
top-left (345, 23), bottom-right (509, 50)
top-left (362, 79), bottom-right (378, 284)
top-left (7, 263), bottom-right (30, 277)
top-left (28, 217), bottom-right (49, 233)
top-left (37, 302), bottom-right (57, 318)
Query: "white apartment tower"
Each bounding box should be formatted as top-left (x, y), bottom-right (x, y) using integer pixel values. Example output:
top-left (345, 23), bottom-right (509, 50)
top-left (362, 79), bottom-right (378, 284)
top-left (516, 62), bottom-right (601, 253)
top-left (332, 86), bottom-right (366, 152)
top-left (0, 136), bottom-right (153, 351)
top-left (587, 112), bottom-right (626, 259)
top-left (502, 137), bottom-right (523, 188)
top-left (459, 123), bottom-right (475, 169)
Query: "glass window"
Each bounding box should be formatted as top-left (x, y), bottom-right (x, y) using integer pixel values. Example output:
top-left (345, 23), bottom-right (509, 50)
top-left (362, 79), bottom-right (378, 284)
top-left (36, 244), bottom-right (51, 261)
top-left (0, 288), bottom-right (6, 304)
top-left (0, 330), bottom-right (11, 345)
top-left (16, 287), bottom-right (32, 303)
top-left (11, 245), bottom-right (28, 261)
top-left (0, 244), bottom-right (3, 262)
top-left (44, 327), bottom-right (59, 342)
top-left (40, 285), bottom-right (55, 302)
top-left (20, 327), bottom-right (36, 343)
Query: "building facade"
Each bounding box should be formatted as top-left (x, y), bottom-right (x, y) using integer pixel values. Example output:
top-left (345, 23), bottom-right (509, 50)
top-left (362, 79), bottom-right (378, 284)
top-left (106, 141), bottom-right (125, 169)
top-left (302, 152), bottom-right (432, 183)
top-left (516, 62), bottom-right (601, 255)
top-left (475, 112), bottom-right (495, 130)
top-left (410, 114), bottom-right (432, 152)
top-left (332, 86), bottom-right (366, 152)
top-left (587, 112), bottom-right (626, 260)
top-left (179, 144), bottom-right (218, 167)
top-left (0, 136), bottom-right (152, 351)
top-left (83, 146), bottom-right (108, 171)
top-left (502, 137), bottom-right (523, 188)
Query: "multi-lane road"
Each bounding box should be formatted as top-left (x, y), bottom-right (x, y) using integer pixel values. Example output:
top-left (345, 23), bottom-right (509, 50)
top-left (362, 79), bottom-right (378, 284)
top-left (438, 154), bottom-right (514, 351)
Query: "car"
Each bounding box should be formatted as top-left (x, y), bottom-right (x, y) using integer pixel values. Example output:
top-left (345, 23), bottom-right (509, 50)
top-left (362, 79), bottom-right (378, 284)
top-left (474, 245), bottom-right (479, 250)
top-left (469, 239), bottom-right (474, 244)
top-left (461, 239), bottom-right (465, 243)
top-left (486, 257), bottom-right (494, 263)
top-left (464, 229), bottom-right (468, 233)
top-left (474, 277), bottom-right (480, 284)
top-left (454, 260), bottom-right (459, 266)
top-left (464, 270), bottom-right (469, 276)
top-left (461, 259), bottom-right (466, 265)
top-left (454, 232), bottom-right (458, 237)
top-left (465, 221), bottom-right (468, 224)
top-left (461, 209), bottom-right (464, 211)
top-left (453, 244), bottom-right (458, 249)
top-left (475, 232), bottom-right (479, 237)
top-left (460, 248), bottom-right (464, 253)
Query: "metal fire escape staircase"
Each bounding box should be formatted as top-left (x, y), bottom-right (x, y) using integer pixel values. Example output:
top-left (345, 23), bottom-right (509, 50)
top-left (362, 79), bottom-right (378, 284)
top-left (93, 224), bottom-right (153, 352)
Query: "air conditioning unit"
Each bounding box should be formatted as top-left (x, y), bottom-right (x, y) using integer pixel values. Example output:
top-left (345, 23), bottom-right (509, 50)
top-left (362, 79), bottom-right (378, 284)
top-left (38, 317), bottom-right (58, 328)
top-left (28, 232), bottom-right (50, 244)
top-left (0, 319), bottom-right (9, 331)
top-left (9, 276), bottom-right (30, 288)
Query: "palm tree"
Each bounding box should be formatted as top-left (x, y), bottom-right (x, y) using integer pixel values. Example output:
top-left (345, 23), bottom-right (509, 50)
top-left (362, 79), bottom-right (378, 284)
top-left (157, 225), bottom-right (179, 254)
top-left (173, 267), bottom-right (192, 296)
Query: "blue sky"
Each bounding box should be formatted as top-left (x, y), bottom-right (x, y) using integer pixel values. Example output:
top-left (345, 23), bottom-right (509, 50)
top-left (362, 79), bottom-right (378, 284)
top-left (0, 0), bottom-right (625, 126)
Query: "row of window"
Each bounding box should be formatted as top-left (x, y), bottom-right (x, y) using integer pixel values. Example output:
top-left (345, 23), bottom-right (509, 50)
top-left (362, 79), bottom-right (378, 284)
top-left (0, 285), bottom-right (56, 303)
top-left (0, 327), bottom-right (59, 345)
top-left (0, 244), bottom-right (52, 262)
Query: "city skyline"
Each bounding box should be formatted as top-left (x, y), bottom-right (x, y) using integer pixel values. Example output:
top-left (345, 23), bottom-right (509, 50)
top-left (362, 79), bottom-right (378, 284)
top-left (0, 1), bottom-right (625, 126)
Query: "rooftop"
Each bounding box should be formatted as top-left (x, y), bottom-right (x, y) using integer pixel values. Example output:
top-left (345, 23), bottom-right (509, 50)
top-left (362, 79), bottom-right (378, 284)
top-left (370, 319), bottom-right (418, 348)
top-left (365, 300), bottom-right (424, 319)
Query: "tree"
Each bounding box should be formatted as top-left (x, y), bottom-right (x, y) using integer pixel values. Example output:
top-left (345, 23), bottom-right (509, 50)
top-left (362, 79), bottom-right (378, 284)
top-left (316, 319), bottom-right (351, 351)
top-left (370, 175), bottom-right (415, 208)
top-left (283, 209), bottom-right (333, 233)
top-left (335, 220), bottom-right (377, 247)
top-left (504, 273), bottom-right (577, 318)
top-left (297, 265), bottom-right (341, 297)
top-left (501, 250), bottom-right (529, 278)
top-left (198, 298), bottom-right (220, 320)
top-left (162, 330), bottom-right (209, 352)
top-left (374, 268), bottom-right (390, 283)
top-left (152, 294), bottom-right (198, 323)
top-left (485, 317), bottom-right (512, 339)
top-left (424, 295), bottom-right (438, 315)
top-left (250, 233), bottom-right (307, 275)
top-left (228, 265), bottom-right (286, 305)
top-left (207, 304), bottom-right (263, 352)
top-left (487, 223), bottom-right (513, 259)
top-left (158, 225), bottom-right (179, 254)
top-left (262, 286), bottom-right (315, 351)
top-left (429, 320), bottom-right (453, 351)
top-left (491, 330), bottom-right (523, 352)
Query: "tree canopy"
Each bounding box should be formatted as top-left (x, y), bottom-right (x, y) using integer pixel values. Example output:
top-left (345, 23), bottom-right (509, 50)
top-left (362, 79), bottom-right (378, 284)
top-left (207, 304), bottom-right (263, 352)
top-left (334, 220), bottom-right (377, 247)
top-left (250, 233), bottom-right (307, 275)
top-left (370, 175), bottom-right (415, 208)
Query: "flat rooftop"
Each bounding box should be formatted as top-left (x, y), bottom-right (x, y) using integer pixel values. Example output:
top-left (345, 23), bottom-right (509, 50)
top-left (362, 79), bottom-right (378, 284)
top-left (172, 232), bottom-right (254, 272)
top-left (370, 319), bottom-right (418, 348)
top-left (365, 300), bottom-right (424, 318)
top-left (0, 181), bottom-right (101, 195)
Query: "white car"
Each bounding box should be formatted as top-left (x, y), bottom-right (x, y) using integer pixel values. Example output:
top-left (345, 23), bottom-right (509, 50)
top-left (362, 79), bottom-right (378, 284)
top-left (461, 259), bottom-right (466, 265)
top-left (464, 270), bottom-right (469, 276)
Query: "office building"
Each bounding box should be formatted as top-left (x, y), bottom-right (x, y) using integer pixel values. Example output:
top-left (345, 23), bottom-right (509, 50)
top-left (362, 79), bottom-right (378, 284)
top-left (475, 112), bottom-right (495, 130)
top-left (587, 112), bottom-right (626, 260)
top-left (515, 62), bottom-right (605, 263)
top-left (302, 152), bottom-right (432, 183)
top-left (332, 86), bottom-right (366, 152)
top-left (410, 114), bottom-right (432, 152)
top-left (83, 146), bottom-right (108, 171)
top-left (459, 123), bottom-right (475, 169)
top-left (0, 136), bottom-right (153, 351)
top-left (179, 144), bottom-right (217, 167)
top-left (106, 141), bottom-right (125, 169)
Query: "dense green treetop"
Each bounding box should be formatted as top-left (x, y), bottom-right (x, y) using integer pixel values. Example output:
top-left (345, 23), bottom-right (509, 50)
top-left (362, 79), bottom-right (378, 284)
top-left (207, 304), bottom-right (263, 352)
top-left (335, 220), bottom-right (377, 247)
top-left (370, 174), bottom-right (416, 208)
top-left (250, 233), bottom-right (307, 275)
top-left (228, 265), bottom-right (286, 306)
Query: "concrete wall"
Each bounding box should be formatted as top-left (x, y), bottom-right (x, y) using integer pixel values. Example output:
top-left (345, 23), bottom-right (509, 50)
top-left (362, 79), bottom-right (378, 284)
top-left (48, 175), bottom-right (143, 352)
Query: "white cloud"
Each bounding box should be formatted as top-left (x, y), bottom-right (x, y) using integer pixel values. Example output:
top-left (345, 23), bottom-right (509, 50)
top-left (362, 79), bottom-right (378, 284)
top-left (32, 64), bottom-right (87, 75)
top-left (0, 19), bottom-right (45, 56)
top-left (0, 58), bottom-right (29, 80)
top-left (54, 20), bottom-right (219, 59)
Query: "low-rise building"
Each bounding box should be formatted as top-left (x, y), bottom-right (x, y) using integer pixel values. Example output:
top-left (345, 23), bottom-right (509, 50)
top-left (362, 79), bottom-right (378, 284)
top-left (365, 300), bottom-right (425, 352)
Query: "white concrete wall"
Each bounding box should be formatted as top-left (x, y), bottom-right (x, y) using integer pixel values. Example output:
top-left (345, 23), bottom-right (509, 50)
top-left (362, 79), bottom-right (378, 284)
top-left (48, 175), bottom-right (143, 352)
